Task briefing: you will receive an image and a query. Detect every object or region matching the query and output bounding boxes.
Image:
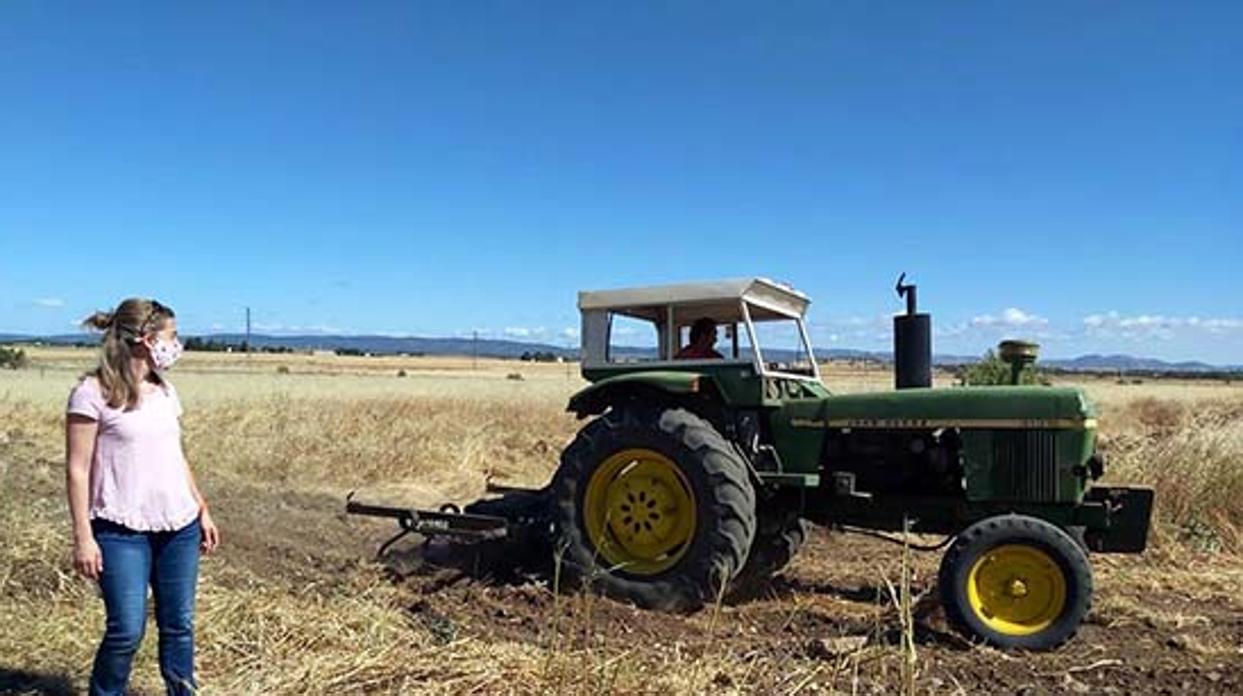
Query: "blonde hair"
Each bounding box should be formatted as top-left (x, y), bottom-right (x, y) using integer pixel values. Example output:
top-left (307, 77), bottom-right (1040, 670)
top-left (81, 298), bottom-right (176, 410)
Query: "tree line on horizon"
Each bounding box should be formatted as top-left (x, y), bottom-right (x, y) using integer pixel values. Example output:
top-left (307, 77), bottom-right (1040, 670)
top-left (182, 337), bottom-right (296, 354)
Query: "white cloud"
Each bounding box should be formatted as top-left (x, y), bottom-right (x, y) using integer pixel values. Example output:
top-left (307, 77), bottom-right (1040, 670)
top-left (251, 323), bottom-right (342, 335)
top-left (816, 314), bottom-right (893, 329)
top-left (809, 315), bottom-right (895, 346)
top-left (1082, 311), bottom-right (1243, 340)
top-left (935, 322), bottom-right (969, 338)
top-left (502, 326), bottom-right (548, 339)
top-left (1197, 318), bottom-right (1243, 332)
top-left (971, 307), bottom-right (1048, 328)
top-left (32, 297), bottom-right (64, 308)
top-left (559, 327), bottom-right (580, 339)
top-left (1082, 313), bottom-right (1110, 328)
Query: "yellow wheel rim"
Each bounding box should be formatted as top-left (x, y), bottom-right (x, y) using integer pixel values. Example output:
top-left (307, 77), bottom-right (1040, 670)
top-left (583, 448), bottom-right (696, 576)
top-left (967, 544), bottom-right (1068, 636)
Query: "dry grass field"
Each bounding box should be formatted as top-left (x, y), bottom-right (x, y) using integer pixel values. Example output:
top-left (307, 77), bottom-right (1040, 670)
top-left (1, 346), bottom-right (1240, 694)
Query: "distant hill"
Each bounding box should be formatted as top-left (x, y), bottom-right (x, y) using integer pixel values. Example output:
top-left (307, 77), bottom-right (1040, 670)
top-left (816, 348), bottom-right (1238, 374)
top-left (2, 332), bottom-right (1238, 374)
top-left (0, 332), bottom-right (578, 360)
top-left (1039, 353), bottom-right (1223, 373)
top-left (209, 333), bottom-right (578, 359)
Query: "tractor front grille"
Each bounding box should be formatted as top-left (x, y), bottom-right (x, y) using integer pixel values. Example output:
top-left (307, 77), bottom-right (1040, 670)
top-left (992, 430), bottom-right (1059, 502)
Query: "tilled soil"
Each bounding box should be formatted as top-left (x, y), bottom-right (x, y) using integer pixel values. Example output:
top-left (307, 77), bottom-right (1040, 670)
top-left (387, 527), bottom-right (1242, 694)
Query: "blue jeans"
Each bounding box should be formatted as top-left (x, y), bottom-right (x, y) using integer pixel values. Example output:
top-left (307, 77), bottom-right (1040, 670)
top-left (90, 517), bottom-right (200, 696)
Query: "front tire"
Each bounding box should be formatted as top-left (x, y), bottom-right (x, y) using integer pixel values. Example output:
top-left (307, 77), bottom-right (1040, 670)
top-left (939, 514), bottom-right (1092, 650)
top-left (552, 406), bottom-right (756, 612)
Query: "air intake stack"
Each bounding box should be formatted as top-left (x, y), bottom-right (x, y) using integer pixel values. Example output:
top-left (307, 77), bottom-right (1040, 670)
top-left (998, 340), bottom-right (1040, 385)
top-left (894, 273), bottom-right (932, 389)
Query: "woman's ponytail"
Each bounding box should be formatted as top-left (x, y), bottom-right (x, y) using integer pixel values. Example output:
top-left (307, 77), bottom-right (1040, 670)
top-left (81, 311), bottom-right (115, 333)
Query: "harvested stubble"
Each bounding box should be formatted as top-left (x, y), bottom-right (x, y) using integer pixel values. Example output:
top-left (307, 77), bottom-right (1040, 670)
top-left (1096, 396), bottom-right (1243, 552)
top-left (1, 360), bottom-right (1241, 693)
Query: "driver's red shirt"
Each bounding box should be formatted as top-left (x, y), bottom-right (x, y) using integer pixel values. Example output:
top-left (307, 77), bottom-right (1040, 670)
top-left (675, 345), bottom-right (724, 360)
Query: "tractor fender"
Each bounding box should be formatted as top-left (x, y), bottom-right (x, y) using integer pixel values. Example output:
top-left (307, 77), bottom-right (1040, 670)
top-left (566, 371), bottom-right (717, 419)
top-left (566, 372), bottom-right (769, 494)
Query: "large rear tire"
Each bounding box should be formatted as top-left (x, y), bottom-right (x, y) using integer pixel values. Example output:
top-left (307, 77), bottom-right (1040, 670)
top-left (729, 507), bottom-right (808, 598)
top-left (552, 406), bottom-right (756, 612)
top-left (939, 514), bottom-right (1092, 650)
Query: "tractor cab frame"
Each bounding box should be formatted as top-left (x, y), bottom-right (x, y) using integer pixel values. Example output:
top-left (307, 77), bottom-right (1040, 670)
top-left (577, 277), bottom-right (821, 383)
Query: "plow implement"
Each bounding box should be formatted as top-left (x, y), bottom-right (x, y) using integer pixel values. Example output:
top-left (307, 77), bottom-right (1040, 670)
top-left (345, 485), bottom-right (555, 571)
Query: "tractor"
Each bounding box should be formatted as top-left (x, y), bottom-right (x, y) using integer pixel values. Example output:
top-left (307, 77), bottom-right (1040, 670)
top-left (349, 276), bottom-right (1153, 650)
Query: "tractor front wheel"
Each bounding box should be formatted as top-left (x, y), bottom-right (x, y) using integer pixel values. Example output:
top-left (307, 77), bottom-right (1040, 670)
top-left (939, 514), bottom-right (1092, 650)
top-left (552, 406), bottom-right (756, 612)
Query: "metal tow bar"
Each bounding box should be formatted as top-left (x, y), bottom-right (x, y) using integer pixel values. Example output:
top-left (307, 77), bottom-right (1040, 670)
top-left (345, 491), bottom-right (510, 557)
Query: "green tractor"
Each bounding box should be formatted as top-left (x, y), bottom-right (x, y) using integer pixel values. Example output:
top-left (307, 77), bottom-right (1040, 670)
top-left (350, 276), bottom-right (1153, 650)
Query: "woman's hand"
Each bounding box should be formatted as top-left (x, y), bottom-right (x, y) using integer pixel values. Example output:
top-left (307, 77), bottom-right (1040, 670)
top-left (200, 506), bottom-right (220, 554)
top-left (73, 536), bottom-right (104, 580)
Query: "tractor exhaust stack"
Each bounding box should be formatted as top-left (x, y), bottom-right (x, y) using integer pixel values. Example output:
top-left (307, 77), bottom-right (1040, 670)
top-left (894, 273), bottom-right (932, 389)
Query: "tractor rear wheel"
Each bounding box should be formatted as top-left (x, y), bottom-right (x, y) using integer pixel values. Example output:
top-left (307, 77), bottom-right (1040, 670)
top-left (729, 508), bottom-right (808, 599)
top-left (552, 406), bottom-right (756, 612)
top-left (939, 514), bottom-right (1092, 650)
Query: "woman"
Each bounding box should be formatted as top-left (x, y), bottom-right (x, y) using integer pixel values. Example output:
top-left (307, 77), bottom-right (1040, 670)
top-left (65, 298), bottom-right (220, 696)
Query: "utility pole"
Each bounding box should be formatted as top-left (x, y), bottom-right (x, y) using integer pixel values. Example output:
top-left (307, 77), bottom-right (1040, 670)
top-left (245, 306), bottom-right (251, 357)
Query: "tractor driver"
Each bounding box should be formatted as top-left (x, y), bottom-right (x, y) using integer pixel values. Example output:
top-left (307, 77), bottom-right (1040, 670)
top-left (675, 318), bottom-right (724, 360)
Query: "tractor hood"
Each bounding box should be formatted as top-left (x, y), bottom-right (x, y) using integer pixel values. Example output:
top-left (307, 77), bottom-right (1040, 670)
top-left (818, 386), bottom-right (1095, 430)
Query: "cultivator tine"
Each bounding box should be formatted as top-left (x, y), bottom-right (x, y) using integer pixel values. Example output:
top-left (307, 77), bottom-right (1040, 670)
top-left (377, 526), bottom-right (416, 558)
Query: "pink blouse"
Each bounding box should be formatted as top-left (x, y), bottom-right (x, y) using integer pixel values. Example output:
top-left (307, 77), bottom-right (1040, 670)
top-left (67, 376), bottom-right (200, 532)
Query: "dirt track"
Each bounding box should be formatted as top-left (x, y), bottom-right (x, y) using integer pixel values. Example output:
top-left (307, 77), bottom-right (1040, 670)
top-left (164, 472), bottom-right (1243, 694)
top-left (337, 512), bottom-right (1243, 694)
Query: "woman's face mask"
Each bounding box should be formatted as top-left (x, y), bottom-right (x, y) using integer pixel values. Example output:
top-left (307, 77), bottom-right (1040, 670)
top-left (148, 336), bottom-right (184, 370)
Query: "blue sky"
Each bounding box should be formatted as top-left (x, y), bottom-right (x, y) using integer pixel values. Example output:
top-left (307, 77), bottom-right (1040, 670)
top-left (1, 2), bottom-right (1239, 363)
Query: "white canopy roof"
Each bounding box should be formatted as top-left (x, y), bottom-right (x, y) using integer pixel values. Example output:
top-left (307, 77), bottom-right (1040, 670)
top-left (578, 277), bottom-right (810, 322)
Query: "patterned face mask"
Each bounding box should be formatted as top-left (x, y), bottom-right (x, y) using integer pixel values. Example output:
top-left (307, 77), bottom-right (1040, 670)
top-left (149, 337), bottom-right (183, 371)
